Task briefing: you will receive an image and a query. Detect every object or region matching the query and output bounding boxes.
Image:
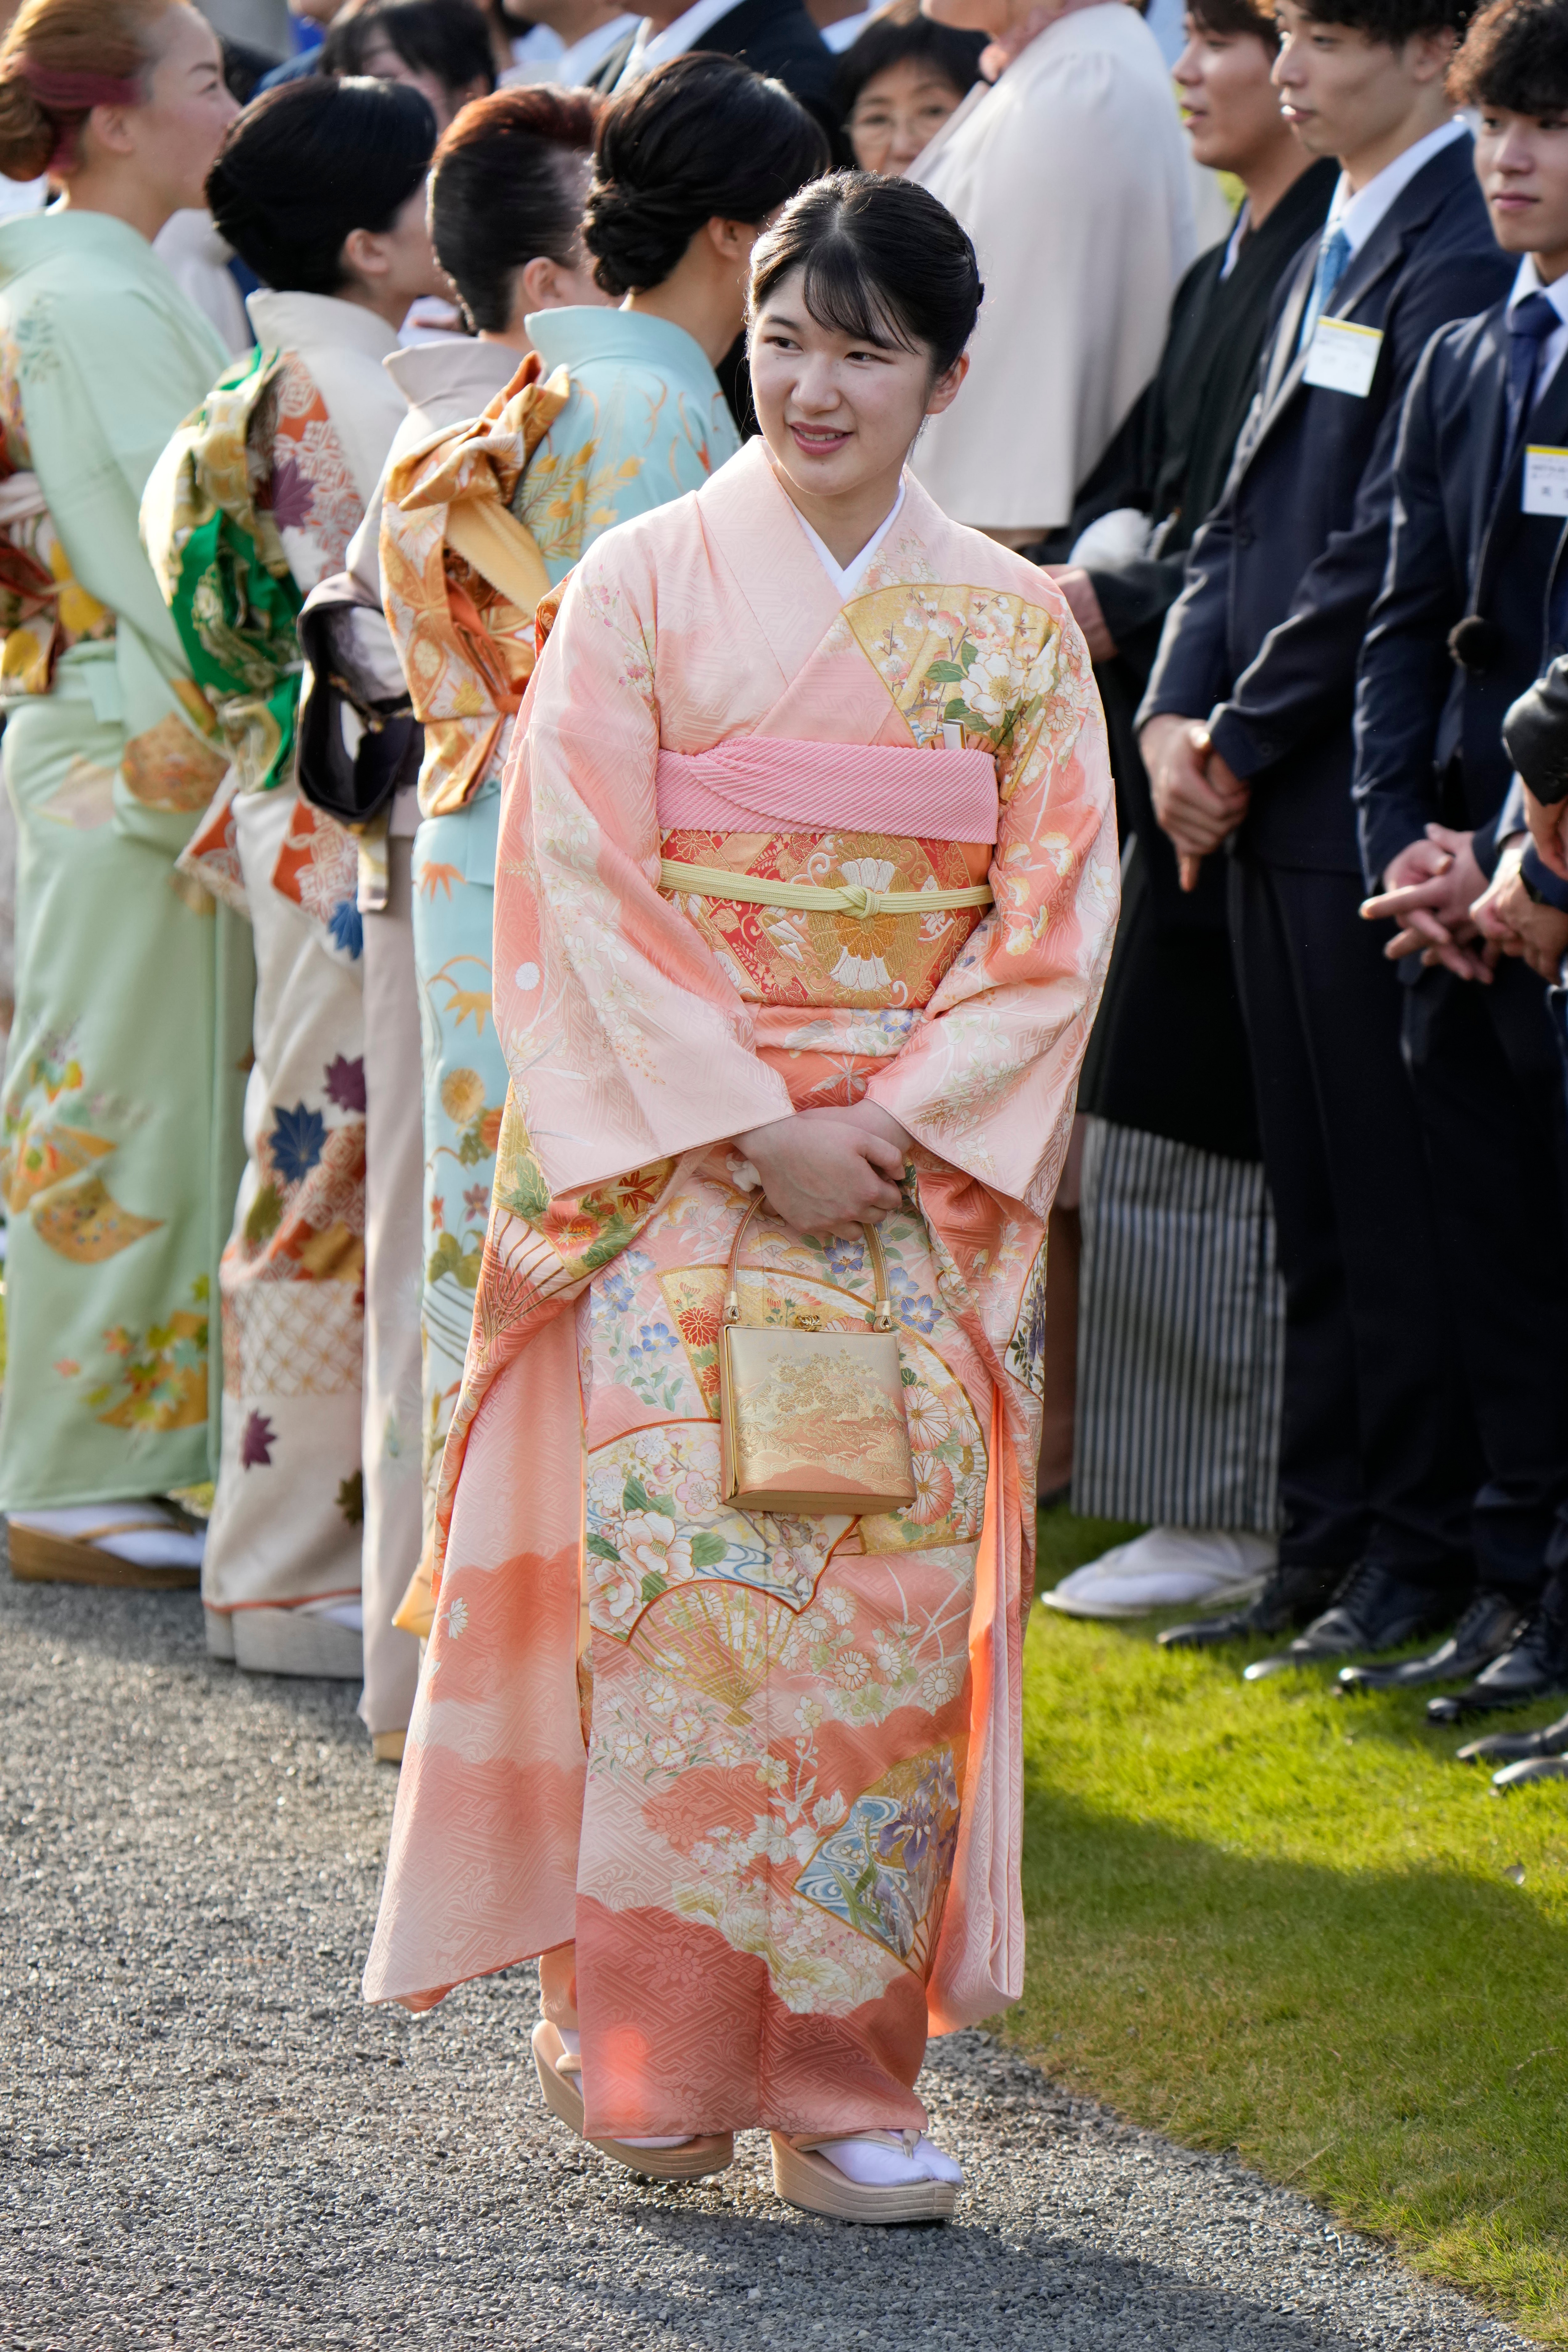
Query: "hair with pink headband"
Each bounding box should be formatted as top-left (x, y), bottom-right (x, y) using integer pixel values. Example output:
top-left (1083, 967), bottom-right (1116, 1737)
top-left (0, 0), bottom-right (169, 182)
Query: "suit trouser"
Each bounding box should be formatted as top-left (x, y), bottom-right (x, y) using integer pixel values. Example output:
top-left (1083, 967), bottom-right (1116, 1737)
top-left (1229, 852), bottom-right (1478, 1586)
top-left (1401, 959), bottom-right (1568, 1598)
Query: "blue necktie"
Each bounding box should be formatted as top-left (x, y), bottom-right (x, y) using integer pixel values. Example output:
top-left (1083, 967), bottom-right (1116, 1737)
top-left (1298, 224), bottom-right (1351, 352)
top-left (1502, 290), bottom-right (1561, 487)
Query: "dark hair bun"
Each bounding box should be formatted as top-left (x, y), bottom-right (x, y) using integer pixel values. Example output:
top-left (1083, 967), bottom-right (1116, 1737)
top-left (584, 51), bottom-right (829, 298)
top-left (208, 75), bottom-right (436, 296)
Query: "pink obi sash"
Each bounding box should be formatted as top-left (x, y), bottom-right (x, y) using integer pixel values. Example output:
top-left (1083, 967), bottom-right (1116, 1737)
top-left (655, 735), bottom-right (999, 844)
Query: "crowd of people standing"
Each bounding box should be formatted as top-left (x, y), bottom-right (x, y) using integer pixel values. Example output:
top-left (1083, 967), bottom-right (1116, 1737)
top-left (4, 0), bottom-right (1568, 2225)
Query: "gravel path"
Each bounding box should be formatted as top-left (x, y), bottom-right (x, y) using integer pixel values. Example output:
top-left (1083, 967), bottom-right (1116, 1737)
top-left (0, 1573), bottom-right (1539, 2352)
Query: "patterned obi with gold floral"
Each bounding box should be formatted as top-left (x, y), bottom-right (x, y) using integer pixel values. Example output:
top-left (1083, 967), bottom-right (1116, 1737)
top-left (0, 415), bottom-right (114, 699)
top-left (656, 735), bottom-right (998, 1110)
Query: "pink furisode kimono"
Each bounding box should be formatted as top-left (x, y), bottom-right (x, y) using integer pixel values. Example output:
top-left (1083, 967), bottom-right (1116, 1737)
top-left (363, 435), bottom-right (1117, 2141)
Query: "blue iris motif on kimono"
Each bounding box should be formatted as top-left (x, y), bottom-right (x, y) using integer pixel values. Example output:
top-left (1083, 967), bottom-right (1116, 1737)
top-left (795, 1747), bottom-right (961, 1967)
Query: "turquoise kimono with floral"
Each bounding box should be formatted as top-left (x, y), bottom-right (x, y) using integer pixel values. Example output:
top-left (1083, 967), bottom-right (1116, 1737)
top-left (411, 307), bottom-right (740, 1541)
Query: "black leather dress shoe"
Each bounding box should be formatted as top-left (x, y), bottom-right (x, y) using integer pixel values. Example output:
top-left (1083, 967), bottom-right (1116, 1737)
top-left (1493, 1756), bottom-right (1568, 1789)
top-left (1157, 1562), bottom-right (1342, 1652)
top-left (1242, 1563), bottom-right (1458, 1682)
top-left (1456, 1708), bottom-right (1568, 1765)
top-left (1427, 1579), bottom-right (1568, 1724)
top-left (1337, 1589), bottom-right (1524, 1694)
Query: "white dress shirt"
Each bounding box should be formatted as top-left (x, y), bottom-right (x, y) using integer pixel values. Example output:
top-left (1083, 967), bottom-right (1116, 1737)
top-left (614, 0), bottom-right (736, 86)
top-left (1324, 114), bottom-right (1468, 259)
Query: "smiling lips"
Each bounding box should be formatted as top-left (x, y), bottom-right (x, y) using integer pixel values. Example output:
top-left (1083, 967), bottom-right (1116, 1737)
top-left (789, 423), bottom-right (850, 453)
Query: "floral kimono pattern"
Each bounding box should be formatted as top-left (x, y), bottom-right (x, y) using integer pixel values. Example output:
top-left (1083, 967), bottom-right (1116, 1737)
top-left (380, 323), bottom-right (739, 1574)
top-left (142, 328), bottom-right (385, 1626)
top-left (0, 209), bottom-right (250, 1512)
top-left (364, 441), bottom-right (1118, 2140)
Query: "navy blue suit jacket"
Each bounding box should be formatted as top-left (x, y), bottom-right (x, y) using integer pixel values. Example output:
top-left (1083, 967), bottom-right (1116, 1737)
top-left (1353, 299), bottom-right (1568, 887)
top-left (1140, 133), bottom-right (1512, 871)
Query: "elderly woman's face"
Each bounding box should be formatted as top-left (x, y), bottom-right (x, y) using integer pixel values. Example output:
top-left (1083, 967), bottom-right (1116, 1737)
top-left (846, 56), bottom-right (967, 176)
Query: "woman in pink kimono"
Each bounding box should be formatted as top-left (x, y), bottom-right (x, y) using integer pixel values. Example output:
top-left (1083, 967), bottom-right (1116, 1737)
top-left (364, 171), bottom-right (1117, 2223)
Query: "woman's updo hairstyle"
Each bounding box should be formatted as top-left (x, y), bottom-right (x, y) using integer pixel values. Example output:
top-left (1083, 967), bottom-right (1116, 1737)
top-left (583, 51), bottom-right (829, 299)
top-left (431, 83), bottom-right (599, 333)
top-left (0, 0), bottom-right (172, 182)
top-left (749, 169), bottom-right (982, 377)
top-left (207, 76), bottom-right (436, 296)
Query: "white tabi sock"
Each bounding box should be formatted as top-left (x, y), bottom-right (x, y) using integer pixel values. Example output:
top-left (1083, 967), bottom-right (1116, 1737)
top-left (814, 2132), bottom-right (964, 2187)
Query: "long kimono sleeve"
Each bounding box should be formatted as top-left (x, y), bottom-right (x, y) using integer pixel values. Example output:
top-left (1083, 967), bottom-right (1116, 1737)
top-left (865, 585), bottom-right (1119, 1210)
top-left (495, 535), bottom-right (793, 1197)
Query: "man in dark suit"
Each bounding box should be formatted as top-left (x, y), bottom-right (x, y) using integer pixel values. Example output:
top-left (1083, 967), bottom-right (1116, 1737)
top-left (587, 0), bottom-right (838, 143)
top-left (1352, 0), bottom-right (1568, 1718)
top-left (1138, 0), bottom-right (1514, 1673)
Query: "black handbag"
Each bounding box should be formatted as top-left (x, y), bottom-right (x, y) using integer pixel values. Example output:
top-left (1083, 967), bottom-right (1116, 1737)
top-left (295, 569), bottom-right (422, 827)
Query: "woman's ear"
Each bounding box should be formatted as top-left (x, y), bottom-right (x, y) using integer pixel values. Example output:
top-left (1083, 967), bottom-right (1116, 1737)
top-left (340, 223), bottom-right (389, 290)
top-left (519, 253), bottom-right (571, 311)
top-left (925, 351), bottom-right (970, 419)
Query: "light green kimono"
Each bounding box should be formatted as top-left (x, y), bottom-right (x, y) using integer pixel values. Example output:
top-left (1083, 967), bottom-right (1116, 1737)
top-left (0, 210), bottom-right (253, 1510)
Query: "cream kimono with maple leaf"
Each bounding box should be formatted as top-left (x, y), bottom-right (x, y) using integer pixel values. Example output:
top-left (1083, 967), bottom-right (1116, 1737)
top-left (364, 439), bottom-right (1117, 2142)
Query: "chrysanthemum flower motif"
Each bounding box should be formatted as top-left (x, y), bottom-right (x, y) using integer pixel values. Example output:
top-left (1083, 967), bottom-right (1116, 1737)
top-left (446, 1597), bottom-right (469, 1638)
top-left (622, 1508), bottom-right (696, 1584)
top-left (822, 1587), bottom-right (855, 1626)
top-left (903, 1382), bottom-right (954, 1451)
top-left (909, 1455), bottom-right (956, 1525)
top-left (838, 857), bottom-right (895, 896)
top-left (833, 1648), bottom-right (871, 1690)
top-left (440, 1067), bottom-right (485, 1126)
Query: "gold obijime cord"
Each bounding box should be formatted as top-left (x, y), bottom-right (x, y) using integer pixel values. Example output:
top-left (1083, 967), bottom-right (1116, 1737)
top-left (657, 859), bottom-right (994, 923)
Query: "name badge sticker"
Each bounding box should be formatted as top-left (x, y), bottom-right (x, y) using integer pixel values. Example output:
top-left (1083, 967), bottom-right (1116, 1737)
top-left (1302, 318), bottom-right (1384, 398)
top-left (1524, 445), bottom-right (1568, 517)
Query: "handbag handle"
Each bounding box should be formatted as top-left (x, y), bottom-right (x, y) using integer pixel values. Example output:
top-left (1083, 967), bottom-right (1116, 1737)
top-left (723, 1196), bottom-right (894, 1332)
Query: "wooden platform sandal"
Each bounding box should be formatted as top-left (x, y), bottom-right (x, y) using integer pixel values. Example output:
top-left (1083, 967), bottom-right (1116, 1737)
top-left (7, 1501), bottom-right (205, 1590)
top-left (771, 2131), bottom-right (961, 2224)
top-left (530, 2020), bottom-right (734, 2181)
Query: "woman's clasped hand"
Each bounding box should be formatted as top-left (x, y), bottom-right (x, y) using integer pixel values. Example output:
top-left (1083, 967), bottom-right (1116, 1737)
top-left (736, 1099), bottom-right (914, 1232)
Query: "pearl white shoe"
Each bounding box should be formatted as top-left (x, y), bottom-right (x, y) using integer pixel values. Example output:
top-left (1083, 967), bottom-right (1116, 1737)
top-left (1042, 1527), bottom-right (1276, 1620)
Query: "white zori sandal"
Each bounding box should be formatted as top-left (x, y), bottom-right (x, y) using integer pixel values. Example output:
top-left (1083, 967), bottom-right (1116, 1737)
top-left (771, 2129), bottom-right (963, 2223)
top-left (531, 2020), bottom-right (734, 2180)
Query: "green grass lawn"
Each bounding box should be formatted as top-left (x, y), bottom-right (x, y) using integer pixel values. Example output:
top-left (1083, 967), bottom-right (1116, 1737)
top-left (1018, 1507), bottom-right (1568, 2346)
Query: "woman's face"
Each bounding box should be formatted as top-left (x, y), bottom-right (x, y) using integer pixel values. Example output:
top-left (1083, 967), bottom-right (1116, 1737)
top-left (749, 263), bottom-right (966, 502)
top-left (119, 5), bottom-right (237, 212)
top-left (846, 56), bottom-right (967, 176)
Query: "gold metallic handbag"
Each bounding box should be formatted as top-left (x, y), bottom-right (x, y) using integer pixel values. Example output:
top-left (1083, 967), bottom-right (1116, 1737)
top-left (718, 1199), bottom-right (917, 1518)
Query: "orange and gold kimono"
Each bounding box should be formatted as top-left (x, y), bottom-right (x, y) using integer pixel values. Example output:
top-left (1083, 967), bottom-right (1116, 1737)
top-left (363, 438), bottom-right (1117, 2142)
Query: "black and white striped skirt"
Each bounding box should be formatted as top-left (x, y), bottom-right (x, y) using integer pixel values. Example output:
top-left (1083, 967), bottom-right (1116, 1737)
top-left (1072, 1116), bottom-right (1284, 1530)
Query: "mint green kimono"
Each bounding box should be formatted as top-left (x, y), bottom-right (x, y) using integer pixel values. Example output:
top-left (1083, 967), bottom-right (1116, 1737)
top-left (0, 210), bottom-right (253, 1510)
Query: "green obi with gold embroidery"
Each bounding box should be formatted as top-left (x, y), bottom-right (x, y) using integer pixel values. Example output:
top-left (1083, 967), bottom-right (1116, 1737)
top-left (140, 346), bottom-right (302, 792)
